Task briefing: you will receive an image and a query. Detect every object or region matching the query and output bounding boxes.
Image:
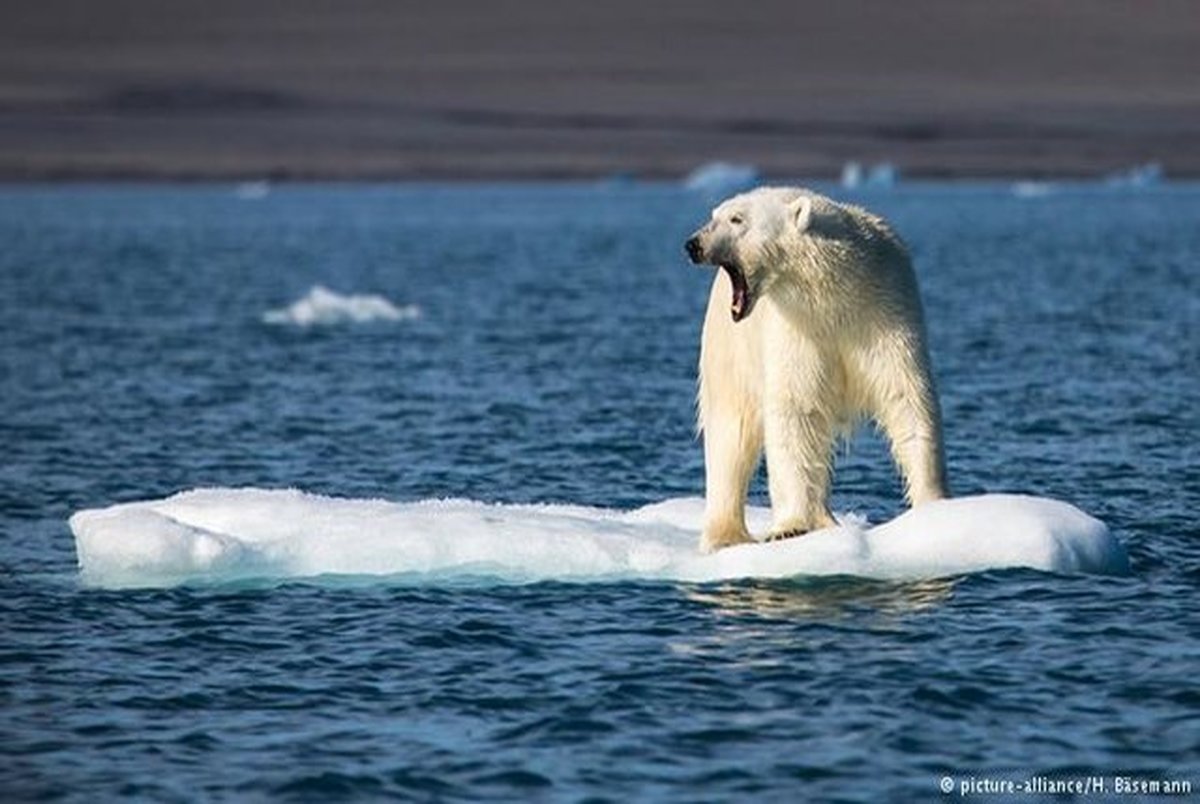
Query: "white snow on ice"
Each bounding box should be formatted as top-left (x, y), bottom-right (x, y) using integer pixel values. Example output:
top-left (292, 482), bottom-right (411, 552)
top-left (263, 285), bottom-right (420, 326)
top-left (70, 489), bottom-right (1129, 589)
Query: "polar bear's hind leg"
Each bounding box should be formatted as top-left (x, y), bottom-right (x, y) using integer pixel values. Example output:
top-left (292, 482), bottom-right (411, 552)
top-left (857, 338), bottom-right (949, 506)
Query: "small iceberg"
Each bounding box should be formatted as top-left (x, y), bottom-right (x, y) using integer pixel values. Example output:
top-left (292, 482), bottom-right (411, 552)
top-left (842, 161), bottom-right (899, 189)
top-left (1104, 162), bottom-right (1163, 189)
top-left (234, 181), bottom-right (271, 200)
top-left (263, 285), bottom-right (420, 327)
top-left (71, 489), bottom-right (1130, 589)
top-left (841, 161), bottom-right (864, 189)
top-left (683, 162), bottom-right (760, 195)
top-left (1011, 181), bottom-right (1055, 199)
top-left (865, 162), bottom-right (898, 187)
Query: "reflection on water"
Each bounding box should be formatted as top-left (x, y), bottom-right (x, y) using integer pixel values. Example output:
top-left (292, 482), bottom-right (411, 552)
top-left (683, 577), bottom-right (957, 620)
top-left (668, 578), bottom-right (957, 668)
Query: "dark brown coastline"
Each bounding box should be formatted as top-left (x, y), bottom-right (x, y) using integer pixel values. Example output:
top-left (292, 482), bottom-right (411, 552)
top-left (2, 0), bottom-right (1198, 181)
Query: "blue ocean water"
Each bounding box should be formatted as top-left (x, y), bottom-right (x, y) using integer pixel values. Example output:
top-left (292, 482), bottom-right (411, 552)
top-left (1, 182), bottom-right (1198, 801)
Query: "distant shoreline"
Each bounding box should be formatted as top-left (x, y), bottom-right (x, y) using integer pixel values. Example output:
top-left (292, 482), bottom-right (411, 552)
top-left (0, 170), bottom-right (1188, 184)
top-left (0, 158), bottom-right (1189, 184)
top-left (4, 1), bottom-right (1197, 183)
top-left (2, 109), bottom-right (1191, 182)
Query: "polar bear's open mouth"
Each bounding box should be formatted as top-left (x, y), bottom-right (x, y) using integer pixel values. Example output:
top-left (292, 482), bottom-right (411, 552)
top-left (722, 263), bottom-right (752, 322)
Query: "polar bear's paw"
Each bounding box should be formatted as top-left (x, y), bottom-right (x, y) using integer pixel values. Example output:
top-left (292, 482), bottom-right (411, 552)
top-left (700, 523), bottom-right (755, 554)
top-left (765, 511), bottom-right (836, 543)
top-left (765, 527), bottom-right (811, 543)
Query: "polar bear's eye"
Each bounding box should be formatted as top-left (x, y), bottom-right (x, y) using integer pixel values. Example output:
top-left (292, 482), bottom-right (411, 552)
top-left (730, 214), bottom-right (745, 225)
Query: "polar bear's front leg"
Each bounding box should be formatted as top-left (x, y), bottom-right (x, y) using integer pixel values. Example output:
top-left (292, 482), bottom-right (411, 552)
top-left (700, 408), bottom-right (762, 552)
top-left (697, 274), bottom-right (763, 553)
top-left (762, 336), bottom-right (838, 539)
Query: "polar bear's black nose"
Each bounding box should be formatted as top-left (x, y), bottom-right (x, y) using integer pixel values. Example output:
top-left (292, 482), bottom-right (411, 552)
top-left (685, 236), bottom-right (704, 263)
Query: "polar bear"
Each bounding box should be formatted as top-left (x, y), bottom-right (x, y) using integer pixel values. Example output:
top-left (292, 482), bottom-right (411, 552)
top-left (684, 186), bottom-right (948, 552)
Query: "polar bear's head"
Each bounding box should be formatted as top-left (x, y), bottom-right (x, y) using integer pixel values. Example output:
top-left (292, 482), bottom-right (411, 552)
top-left (684, 187), bottom-right (815, 322)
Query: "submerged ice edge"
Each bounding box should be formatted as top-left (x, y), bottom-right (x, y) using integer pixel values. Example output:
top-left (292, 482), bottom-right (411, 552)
top-left (69, 489), bottom-right (1131, 589)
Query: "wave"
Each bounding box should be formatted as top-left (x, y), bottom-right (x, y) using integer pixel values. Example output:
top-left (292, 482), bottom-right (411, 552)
top-left (70, 490), bottom-right (1129, 589)
top-left (262, 285), bottom-right (420, 326)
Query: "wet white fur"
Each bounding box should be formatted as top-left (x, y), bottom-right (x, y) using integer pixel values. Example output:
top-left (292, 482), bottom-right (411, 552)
top-left (696, 187), bottom-right (947, 552)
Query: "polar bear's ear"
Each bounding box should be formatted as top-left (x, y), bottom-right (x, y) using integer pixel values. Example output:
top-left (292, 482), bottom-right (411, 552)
top-left (790, 196), bottom-right (814, 232)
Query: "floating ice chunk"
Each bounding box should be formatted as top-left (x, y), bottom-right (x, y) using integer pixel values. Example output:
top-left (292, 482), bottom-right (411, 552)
top-left (865, 162), bottom-right (898, 187)
top-left (1012, 181), bottom-right (1055, 198)
top-left (1105, 162), bottom-right (1163, 189)
top-left (683, 162), bottom-right (760, 195)
top-left (262, 285), bottom-right (420, 326)
top-left (841, 161), bottom-right (864, 189)
top-left (70, 489), bottom-right (1129, 589)
top-left (234, 181), bottom-right (270, 200)
top-left (841, 162), bottom-right (898, 190)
